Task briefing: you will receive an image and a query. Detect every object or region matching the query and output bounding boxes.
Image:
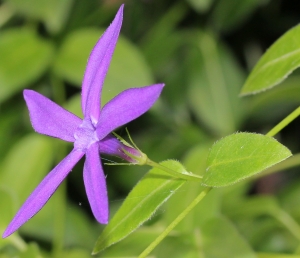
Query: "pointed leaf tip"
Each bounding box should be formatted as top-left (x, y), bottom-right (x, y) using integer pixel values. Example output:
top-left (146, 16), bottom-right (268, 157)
top-left (202, 133), bottom-right (292, 187)
top-left (241, 24), bottom-right (300, 95)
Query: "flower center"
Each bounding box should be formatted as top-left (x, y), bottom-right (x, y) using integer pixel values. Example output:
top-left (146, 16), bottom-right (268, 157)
top-left (74, 119), bottom-right (99, 151)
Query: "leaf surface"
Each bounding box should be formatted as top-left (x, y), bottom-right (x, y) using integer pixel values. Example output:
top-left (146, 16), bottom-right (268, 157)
top-left (0, 29), bottom-right (53, 102)
top-left (5, 0), bottom-right (72, 33)
top-left (241, 25), bottom-right (300, 95)
top-left (202, 133), bottom-right (292, 187)
top-left (93, 160), bottom-right (187, 254)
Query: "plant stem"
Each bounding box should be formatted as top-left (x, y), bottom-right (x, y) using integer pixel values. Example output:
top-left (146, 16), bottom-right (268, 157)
top-left (266, 106), bottom-right (300, 137)
top-left (276, 210), bottom-right (300, 241)
top-left (146, 158), bottom-right (203, 182)
top-left (138, 187), bottom-right (211, 258)
top-left (9, 234), bottom-right (27, 251)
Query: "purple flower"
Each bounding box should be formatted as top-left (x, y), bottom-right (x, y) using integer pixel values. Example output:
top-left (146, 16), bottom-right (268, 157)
top-left (3, 4), bottom-right (164, 238)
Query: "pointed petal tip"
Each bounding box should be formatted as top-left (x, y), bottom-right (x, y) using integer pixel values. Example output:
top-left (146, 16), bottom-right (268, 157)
top-left (114, 4), bottom-right (124, 23)
top-left (23, 89), bottom-right (33, 98)
top-left (2, 230), bottom-right (10, 238)
top-left (119, 3), bottom-right (125, 11)
top-left (96, 216), bottom-right (109, 225)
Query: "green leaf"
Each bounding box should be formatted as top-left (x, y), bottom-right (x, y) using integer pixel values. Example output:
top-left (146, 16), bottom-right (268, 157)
top-left (202, 133), bottom-right (292, 187)
top-left (241, 25), bottom-right (300, 95)
top-left (93, 160), bottom-right (187, 254)
top-left (0, 134), bottom-right (54, 203)
top-left (53, 28), bottom-right (154, 105)
top-left (0, 29), bottom-right (54, 102)
top-left (187, 31), bottom-right (245, 136)
top-left (53, 29), bottom-right (98, 86)
top-left (100, 227), bottom-right (161, 257)
top-left (5, 0), bottom-right (73, 33)
top-left (201, 216), bottom-right (256, 258)
top-left (247, 76), bottom-right (300, 123)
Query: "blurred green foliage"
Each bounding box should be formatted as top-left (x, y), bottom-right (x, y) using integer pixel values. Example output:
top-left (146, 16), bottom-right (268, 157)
top-left (1, 0), bottom-right (300, 257)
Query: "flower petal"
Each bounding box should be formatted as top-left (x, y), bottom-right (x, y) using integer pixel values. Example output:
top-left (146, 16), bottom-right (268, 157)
top-left (2, 149), bottom-right (84, 238)
top-left (83, 143), bottom-right (108, 224)
top-left (96, 84), bottom-right (164, 139)
top-left (81, 5), bottom-right (123, 124)
top-left (24, 90), bottom-right (82, 142)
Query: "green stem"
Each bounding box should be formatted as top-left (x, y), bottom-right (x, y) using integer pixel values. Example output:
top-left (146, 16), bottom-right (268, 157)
top-left (9, 234), bottom-right (27, 251)
top-left (138, 187), bottom-right (211, 258)
top-left (266, 106), bottom-right (300, 137)
top-left (146, 158), bottom-right (203, 182)
top-left (276, 210), bottom-right (300, 241)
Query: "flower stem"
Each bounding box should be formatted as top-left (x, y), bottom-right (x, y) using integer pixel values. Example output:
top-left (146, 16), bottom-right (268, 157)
top-left (138, 187), bottom-right (211, 258)
top-left (266, 106), bottom-right (300, 137)
top-left (146, 158), bottom-right (203, 182)
top-left (276, 210), bottom-right (300, 241)
top-left (9, 234), bottom-right (27, 251)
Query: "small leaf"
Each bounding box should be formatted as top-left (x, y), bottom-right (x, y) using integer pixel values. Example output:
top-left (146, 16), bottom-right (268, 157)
top-left (0, 29), bottom-right (54, 102)
top-left (241, 25), bottom-right (300, 95)
top-left (5, 0), bottom-right (73, 33)
top-left (187, 31), bottom-right (245, 136)
top-left (202, 133), bottom-right (292, 187)
top-left (93, 160), bottom-right (187, 254)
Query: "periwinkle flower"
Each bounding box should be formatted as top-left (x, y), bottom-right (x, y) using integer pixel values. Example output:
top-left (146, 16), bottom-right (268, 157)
top-left (3, 5), bottom-right (164, 238)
